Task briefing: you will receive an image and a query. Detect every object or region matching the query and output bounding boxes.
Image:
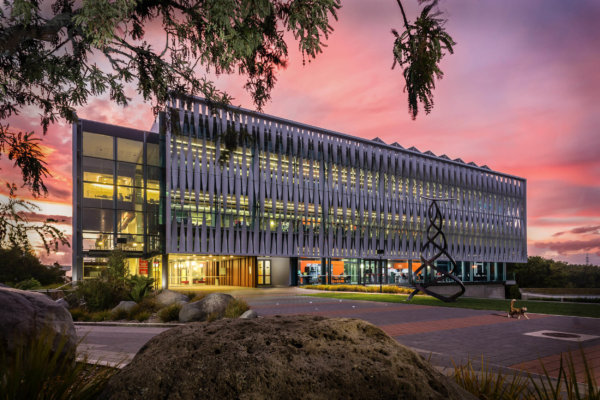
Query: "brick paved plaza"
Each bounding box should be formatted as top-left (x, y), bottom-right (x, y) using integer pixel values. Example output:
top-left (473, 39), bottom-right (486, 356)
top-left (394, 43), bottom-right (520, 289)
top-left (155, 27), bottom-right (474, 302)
top-left (77, 288), bottom-right (600, 383)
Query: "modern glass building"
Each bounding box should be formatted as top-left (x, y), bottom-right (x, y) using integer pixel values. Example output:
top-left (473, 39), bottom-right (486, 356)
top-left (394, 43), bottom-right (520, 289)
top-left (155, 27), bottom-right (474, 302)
top-left (72, 97), bottom-right (527, 293)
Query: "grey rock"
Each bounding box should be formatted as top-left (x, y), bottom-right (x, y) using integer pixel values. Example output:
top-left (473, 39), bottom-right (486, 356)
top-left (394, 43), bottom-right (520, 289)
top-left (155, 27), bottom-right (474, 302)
top-left (178, 302), bottom-right (205, 323)
top-left (55, 298), bottom-right (69, 308)
top-left (0, 283), bottom-right (8, 288)
top-left (112, 300), bottom-right (137, 315)
top-left (100, 316), bottom-right (475, 400)
top-left (178, 293), bottom-right (234, 323)
top-left (239, 309), bottom-right (258, 319)
top-left (0, 287), bottom-right (76, 359)
top-left (155, 290), bottom-right (189, 308)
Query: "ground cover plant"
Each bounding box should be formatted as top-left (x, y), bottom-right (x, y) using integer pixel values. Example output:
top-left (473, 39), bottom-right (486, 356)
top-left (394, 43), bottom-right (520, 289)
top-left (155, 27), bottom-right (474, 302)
top-left (304, 292), bottom-right (600, 318)
top-left (224, 298), bottom-right (250, 319)
top-left (453, 349), bottom-right (599, 400)
top-left (309, 284), bottom-right (416, 294)
top-left (0, 332), bottom-right (116, 400)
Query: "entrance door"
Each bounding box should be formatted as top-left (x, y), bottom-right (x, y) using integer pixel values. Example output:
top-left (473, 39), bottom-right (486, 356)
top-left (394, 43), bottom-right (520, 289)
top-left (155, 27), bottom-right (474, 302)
top-left (257, 260), bottom-right (271, 285)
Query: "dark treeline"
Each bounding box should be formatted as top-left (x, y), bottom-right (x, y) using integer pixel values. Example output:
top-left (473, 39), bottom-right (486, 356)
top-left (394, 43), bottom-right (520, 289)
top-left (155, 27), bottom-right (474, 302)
top-left (508, 256), bottom-right (600, 288)
top-left (0, 247), bottom-right (65, 286)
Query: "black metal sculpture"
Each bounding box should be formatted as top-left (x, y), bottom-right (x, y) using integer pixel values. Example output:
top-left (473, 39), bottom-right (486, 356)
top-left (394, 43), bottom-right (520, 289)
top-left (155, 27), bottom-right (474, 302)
top-left (407, 196), bottom-right (465, 302)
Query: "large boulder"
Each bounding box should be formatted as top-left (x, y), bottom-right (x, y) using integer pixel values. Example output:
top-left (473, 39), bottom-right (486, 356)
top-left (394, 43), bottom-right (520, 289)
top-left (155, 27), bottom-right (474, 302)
top-left (155, 290), bottom-right (188, 308)
top-left (0, 287), bottom-right (76, 359)
top-left (100, 315), bottom-right (474, 400)
top-left (111, 300), bottom-right (137, 315)
top-left (178, 293), bottom-right (233, 322)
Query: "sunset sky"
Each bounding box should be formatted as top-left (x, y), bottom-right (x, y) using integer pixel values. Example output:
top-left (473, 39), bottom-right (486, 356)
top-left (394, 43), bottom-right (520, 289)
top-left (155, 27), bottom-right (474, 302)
top-left (2, 0), bottom-right (599, 267)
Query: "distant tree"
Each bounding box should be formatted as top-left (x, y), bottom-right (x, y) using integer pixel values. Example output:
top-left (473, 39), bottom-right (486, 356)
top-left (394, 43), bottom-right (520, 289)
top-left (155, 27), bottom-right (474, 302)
top-left (0, 247), bottom-right (65, 286)
top-left (509, 256), bottom-right (600, 289)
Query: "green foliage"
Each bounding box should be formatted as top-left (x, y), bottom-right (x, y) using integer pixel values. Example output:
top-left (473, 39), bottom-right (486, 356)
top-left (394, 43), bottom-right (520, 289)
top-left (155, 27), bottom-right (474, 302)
top-left (509, 256), bottom-right (600, 289)
top-left (224, 298), bottom-right (250, 318)
top-left (133, 311), bottom-right (150, 322)
top-left (14, 277), bottom-right (41, 290)
top-left (0, 331), bottom-right (116, 399)
top-left (453, 349), bottom-right (599, 400)
top-left (392, 0), bottom-right (455, 119)
top-left (69, 307), bottom-right (90, 322)
top-left (453, 356), bottom-right (530, 400)
top-left (309, 284), bottom-right (416, 294)
top-left (0, 247), bottom-right (64, 285)
top-left (129, 275), bottom-right (155, 302)
top-left (111, 308), bottom-right (130, 321)
top-left (508, 284), bottom-right (521, 300)
top-left (103, 250), bottom-right (129, 282)
top-left (90, 310), bottom-right (112, 322)
top-left (158, 303), bottom-right (182, 322)
top-left (75, 278), bottom-right (129, 312)
top-left (0, 0), bottom-right (340, 138)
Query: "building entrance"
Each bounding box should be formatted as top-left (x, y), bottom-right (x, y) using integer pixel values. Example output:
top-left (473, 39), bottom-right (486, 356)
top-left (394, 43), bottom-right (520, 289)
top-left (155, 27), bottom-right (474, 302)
top-left (257, 259), bottom-right (271, 285)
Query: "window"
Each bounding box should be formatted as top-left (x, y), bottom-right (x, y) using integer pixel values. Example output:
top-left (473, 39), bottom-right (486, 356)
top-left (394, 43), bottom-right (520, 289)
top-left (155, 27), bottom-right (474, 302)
top-left (83, 182), bottom-right (113, 200)
top-left (83, 132), bottom-right (113, 159)
top-left (117, 138), bottom-right (143, 163)
top-left (147, 143), bottom-right (161, 166)
top-left (117, 211), bottom-right (143, 234)
top-left (82, 208), bottom-right (114, 232)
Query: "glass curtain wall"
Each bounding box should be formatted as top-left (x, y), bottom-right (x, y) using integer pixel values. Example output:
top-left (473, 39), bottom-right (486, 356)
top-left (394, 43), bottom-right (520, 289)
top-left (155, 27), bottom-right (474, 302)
top-left (80, 131), bottom-right (162, 278)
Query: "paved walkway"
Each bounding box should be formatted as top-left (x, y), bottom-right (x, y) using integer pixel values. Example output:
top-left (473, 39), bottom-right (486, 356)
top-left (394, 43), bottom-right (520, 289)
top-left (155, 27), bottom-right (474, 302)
top-left (77, 288), bottom-right (600, 382)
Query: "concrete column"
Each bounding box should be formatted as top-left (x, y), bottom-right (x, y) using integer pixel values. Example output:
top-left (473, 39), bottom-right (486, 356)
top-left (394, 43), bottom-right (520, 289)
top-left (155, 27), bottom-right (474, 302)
top-left (469, 262), bottom-right (473, 282)
top-left (162, 253), bottom-right (169, 289)
top-left (486, 262), bottom-right (491, 282)
top-left (494, 262), bottom-right (498, 281)
top-left (503, 262), bottom-right (507, 281)
top-left (461, 261), bottom-right (465, 281)
top-left (408, 260), bottom-right (413, 285)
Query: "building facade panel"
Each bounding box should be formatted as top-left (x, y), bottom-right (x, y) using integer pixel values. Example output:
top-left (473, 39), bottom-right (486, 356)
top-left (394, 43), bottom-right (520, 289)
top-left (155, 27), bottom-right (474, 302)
top-left (164, 97), bottom-right (526, 264)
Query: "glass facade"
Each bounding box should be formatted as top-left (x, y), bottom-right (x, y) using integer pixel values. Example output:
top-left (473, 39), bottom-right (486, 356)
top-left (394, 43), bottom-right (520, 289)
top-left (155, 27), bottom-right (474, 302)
top-left (74, 123), bottom-right (165, 280)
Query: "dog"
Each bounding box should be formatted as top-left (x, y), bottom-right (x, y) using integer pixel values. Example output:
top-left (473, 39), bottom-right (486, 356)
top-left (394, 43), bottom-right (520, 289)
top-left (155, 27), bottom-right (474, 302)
top-left (508, 299), bottom-right (529, 319)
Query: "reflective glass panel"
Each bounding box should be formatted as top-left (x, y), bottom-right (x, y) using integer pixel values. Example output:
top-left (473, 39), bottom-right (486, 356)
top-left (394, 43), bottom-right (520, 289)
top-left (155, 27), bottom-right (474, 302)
top-left (83, 132), bottom-right (113, 159)
top-left (82, 208), bottom-right (114, 232)
top-left (147, 143), bottom-right (161, 166)
top-left (117, 211), bottom-right (143, 234)
top-left (117, 138), bottom-right (143, 163)
top-left (83, 182), bottom-right (113, 200)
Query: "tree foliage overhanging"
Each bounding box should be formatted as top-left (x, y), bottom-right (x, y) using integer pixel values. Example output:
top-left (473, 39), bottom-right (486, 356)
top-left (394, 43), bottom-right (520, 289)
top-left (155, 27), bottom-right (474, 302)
top-left (392, 0), bottom-right (455, 119)
top-left (0, 0), bottom-right (455, 255)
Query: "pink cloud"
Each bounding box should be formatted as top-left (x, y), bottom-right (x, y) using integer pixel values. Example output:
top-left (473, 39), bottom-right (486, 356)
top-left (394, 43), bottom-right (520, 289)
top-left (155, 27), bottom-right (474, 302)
top-left (3, 0), bottom-right (600, 266)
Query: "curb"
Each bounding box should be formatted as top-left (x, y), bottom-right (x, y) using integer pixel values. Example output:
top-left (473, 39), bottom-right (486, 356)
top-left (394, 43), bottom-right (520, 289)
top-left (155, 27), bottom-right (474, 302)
top-left (75, 321), bottom-right (183, 328)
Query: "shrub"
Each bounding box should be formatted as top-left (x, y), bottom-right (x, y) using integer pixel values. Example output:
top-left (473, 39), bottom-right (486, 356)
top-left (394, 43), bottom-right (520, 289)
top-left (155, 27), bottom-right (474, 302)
top-left (224, 298), bottom-right (250, 318)
top-left (90, 310), bottom-right (112, 322)
top-left (508, 284), bottom-right (521, 300)
top-left (308, 284), bottom-right (416, 295)
top-left (70, 307), bottom-right (91, 322)
top-left (0, 331), bottom-right (116, 399)
top-left (129, 275), bottom-right (155, 302)
top-left (111, 308), bottom-right (130, 321)
top-left (188, 293), bottom-right (207, 303)
top-left (158, 303), bottom-right (182, 322)
top-left (453, 349), bottom-right (599, 399)
top-left (206, 311), bottom-right (220, 322)
top-left (75, 278), bottom-right (129, 312)
top-left (14, 278), bottom-right (42, 290)
top-left (453, 356), bottom-right (529, 399)
top-left (133, 311), bottom-right (151, 322)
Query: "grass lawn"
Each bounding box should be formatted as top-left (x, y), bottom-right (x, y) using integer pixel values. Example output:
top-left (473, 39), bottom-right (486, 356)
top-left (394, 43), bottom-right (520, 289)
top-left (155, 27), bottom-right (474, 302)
top-left (522, 287), bottom-right (600, 295)
top-left (304, 292), bottom-right (600, 318)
